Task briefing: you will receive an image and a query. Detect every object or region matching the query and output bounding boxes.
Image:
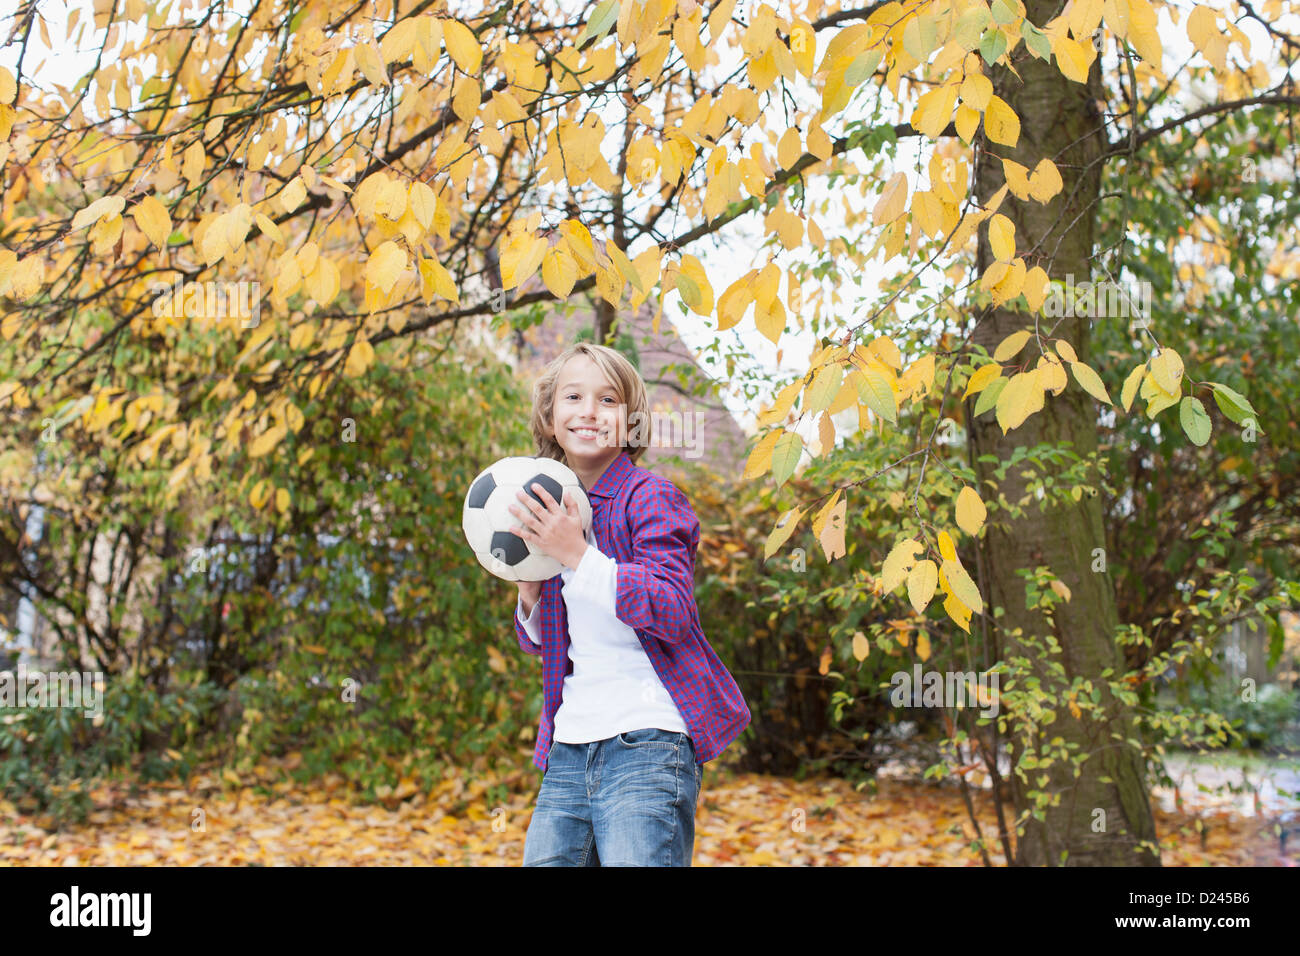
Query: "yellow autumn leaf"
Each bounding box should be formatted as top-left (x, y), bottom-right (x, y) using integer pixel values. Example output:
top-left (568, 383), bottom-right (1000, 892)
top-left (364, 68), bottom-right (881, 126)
top-left (441, 18), bottom-right (482, 74)
top-left (1052, 35), bottom-right (1091, 84)
top-left (275, 487), bottom-right (291, 514)
top-left (129, 195), bottom-right (171, 249)
top-left (1038, 355), bottom-right (1068, 395)
top-left (960, 71), bottom-right (992, 110)
top-left (983, 95), bottom-right (1020, 147)
top-left (452, 75), bottom-right (481, 123)
top-left (851, 631), bottom-right (871, 661)
top-left (279, 176), bottom-right (307, 214)
top-left (353, 41), bottom-right (389, 87)
top-left (1121, 362), bottom-right (1146, 412)
top-left (1028, 159), bottom-right (1064, 203)
top-left (677, 253), bottom-right (714, 316)
top-left (963, 362), bottom-right (1002, 399)
top-left (992, 329), bottom-right (1031, 362)
top-left (72, 195), bottom-right (126, 231)
top-left (1150, 347), bottom-right (1183, 394)
top-left (861, 337), bottom-right (897, 373)
top-left (1002, 158), bottom-right (1032, 199)
top-left (763, 505), bottom-right (807, 560)
top-left (937, 529), bottom-right (957, 562)
top-left (499, 233), bottom-right (548, 290)
top-left (954, 103), bottom-right (980, 143)
top-left (907, 559), bottom-right (938, 615)
top-left (304, 256), bottom-right (340, 306)
top-left (1069, 360), bottom-right (1112, 405)
top-left (941, 557), bottom-right (983, 614)
top-left (873, 171), bottom-right (908, 225)
top-left (419, 257), bottom-right (459, 303)
top-left (996, 369), bottom-right (1039, 432)
top-left (1023, 266), bottom-right (1050, 311)
top-left (379, 16), bottom-right (419, 63)
top-left (408, 181), bottom-right (437, 230)
top-left (743, 429), bottom-right (781, 480)
top-left (541, 246), bottom-right (578, 298)
top-left (365, 240), bottom-right (407, 295)
top-left (777, 127), bottom-right (802, 170)
top-left (344, 335), bottom-right (376, 378)
top-left (911, 83), bottom-right (958, 138)
top-left (182, 140), bottom-right (206, 183)
top-left (1127, 0), bottom-right (1163, 67)
top-left (882, 537), bottom-right (924, 594)
top-left (955, 486), bottom-right (987, 536)
top-left (988, 213), bottom-right (1016, 261)
top-left (898, 352), bottom-right (934, 403)
top-left (248, 426), bottom-right (285, 459)
top-left (255, 213), bottom-right (284, 244)
top-left (1186, 5), bottom-right (1219, 54)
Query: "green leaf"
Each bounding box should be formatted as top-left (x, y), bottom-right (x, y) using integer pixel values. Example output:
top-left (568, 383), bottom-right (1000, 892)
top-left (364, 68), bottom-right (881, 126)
top-left (578, 0), bottom-right (620, 46)
top-left (805, 364), bottom-right (844, 415)
top-left (1179, 396), bottom-right (1211, 446)
top-left (845, 49), bottom-right (883, 87)
top-left (854, 367), bottom-right (897, 424)
top-left (979, 27), bottom-right (1008, 66)
top-left (1020, 21), bottom-right (1051, 60)
top-left (771, 430), bottom-right (803, 486)
top-left (990, 0), bottom-right (1018, 25)
top-left (974, 375), bottom-right (1007, 417)
top-left (676, 273), bottom-right (702, 311)
top-left (953, 7), bottom-right (992, 50)
top-left (1208, 382), bottom-right (1255, 425)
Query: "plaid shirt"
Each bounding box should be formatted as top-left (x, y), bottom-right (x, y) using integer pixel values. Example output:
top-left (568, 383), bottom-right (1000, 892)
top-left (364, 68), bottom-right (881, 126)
top-left (513, 449), bottom-right (750, 771)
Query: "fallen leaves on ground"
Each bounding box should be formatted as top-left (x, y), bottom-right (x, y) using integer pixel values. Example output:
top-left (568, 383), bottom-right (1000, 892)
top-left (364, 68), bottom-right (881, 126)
top-left (1, 759), bottom-right (1294, 866)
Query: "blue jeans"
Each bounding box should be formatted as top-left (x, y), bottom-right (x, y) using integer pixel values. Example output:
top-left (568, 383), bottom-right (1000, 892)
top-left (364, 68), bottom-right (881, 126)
top-left (522, 728), bottom-right (703, 866)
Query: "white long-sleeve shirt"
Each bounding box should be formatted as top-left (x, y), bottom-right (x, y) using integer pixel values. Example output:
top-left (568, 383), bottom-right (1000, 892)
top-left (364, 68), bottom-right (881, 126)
top-left (515, 526), bottom-right (689, 745)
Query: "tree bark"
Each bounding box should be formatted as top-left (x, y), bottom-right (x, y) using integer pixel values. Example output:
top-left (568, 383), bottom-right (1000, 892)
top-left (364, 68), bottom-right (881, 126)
top-left (965, 6), bottom-right (1159, 865)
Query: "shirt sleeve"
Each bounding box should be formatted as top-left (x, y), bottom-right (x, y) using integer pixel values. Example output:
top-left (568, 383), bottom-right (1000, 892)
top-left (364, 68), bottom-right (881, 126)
top-left (560, 542), bottom-right (619, 615)
top-left (613, 478), bottom-right (701, 646)
top-left (514, 594), bottom-right (543, 655)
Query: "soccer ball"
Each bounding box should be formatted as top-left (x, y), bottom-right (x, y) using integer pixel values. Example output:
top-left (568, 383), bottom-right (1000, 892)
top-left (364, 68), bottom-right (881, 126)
top-left (462, 456), bottom-right (593, 581)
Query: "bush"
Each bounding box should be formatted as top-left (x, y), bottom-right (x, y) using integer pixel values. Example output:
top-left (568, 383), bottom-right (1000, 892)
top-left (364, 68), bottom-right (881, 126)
top-left (1181, 681), bottom-right (1300, 751)
top-left (0, 674), bottom-right (224, 824)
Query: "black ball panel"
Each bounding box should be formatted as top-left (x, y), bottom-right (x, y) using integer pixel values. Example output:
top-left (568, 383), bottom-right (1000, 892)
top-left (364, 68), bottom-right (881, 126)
top-left (523, 472), bottom-right (564, 508)
top-left (489, 530), bottom-right (529, 566)
top-left (466, 472), bottom-right (496, 509)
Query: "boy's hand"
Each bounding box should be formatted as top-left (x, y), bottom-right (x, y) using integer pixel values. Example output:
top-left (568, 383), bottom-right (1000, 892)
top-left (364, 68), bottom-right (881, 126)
top-left (509, 484), bottom-right (588, 570)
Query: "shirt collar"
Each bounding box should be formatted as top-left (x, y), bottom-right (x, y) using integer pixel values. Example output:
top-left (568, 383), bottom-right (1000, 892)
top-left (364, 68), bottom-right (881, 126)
top-left (585, 449), bottom-right (635, 501)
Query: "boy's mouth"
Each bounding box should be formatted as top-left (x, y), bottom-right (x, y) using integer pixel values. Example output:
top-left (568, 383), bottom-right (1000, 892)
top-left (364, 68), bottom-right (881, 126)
top-left (570, 426), bottom-right (605, 441)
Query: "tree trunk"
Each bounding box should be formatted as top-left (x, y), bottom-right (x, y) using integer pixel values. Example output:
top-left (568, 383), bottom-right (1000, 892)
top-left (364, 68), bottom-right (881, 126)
top-left (965, 5), bottom-right (1159, 865)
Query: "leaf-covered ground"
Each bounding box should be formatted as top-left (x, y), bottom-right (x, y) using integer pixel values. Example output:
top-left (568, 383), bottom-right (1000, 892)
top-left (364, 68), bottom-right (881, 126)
top-left (2, 758), bottom-right (1295, 866)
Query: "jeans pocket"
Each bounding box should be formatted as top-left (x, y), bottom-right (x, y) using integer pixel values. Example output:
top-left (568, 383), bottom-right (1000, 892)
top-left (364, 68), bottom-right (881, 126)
top-left (616, 727), bottom-right (680, 748)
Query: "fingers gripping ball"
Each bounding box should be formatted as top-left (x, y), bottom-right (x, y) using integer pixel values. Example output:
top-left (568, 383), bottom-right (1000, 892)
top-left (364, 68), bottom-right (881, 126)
top-left (461, 456), bottom-right (592, 582)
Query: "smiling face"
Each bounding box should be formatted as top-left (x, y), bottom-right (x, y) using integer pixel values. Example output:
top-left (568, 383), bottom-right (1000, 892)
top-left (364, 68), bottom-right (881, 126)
top-left (546, 353), bottom-right (625, 475)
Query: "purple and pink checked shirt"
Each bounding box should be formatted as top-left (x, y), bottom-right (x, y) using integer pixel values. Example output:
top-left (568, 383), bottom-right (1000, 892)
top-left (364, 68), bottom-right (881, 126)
top-left (513, 449), bottom-right (750, 771)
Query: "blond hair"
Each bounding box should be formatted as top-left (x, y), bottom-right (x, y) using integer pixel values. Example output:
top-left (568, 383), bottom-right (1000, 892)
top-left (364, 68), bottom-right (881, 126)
top-left (529, 342), bottom-right (651, 466)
